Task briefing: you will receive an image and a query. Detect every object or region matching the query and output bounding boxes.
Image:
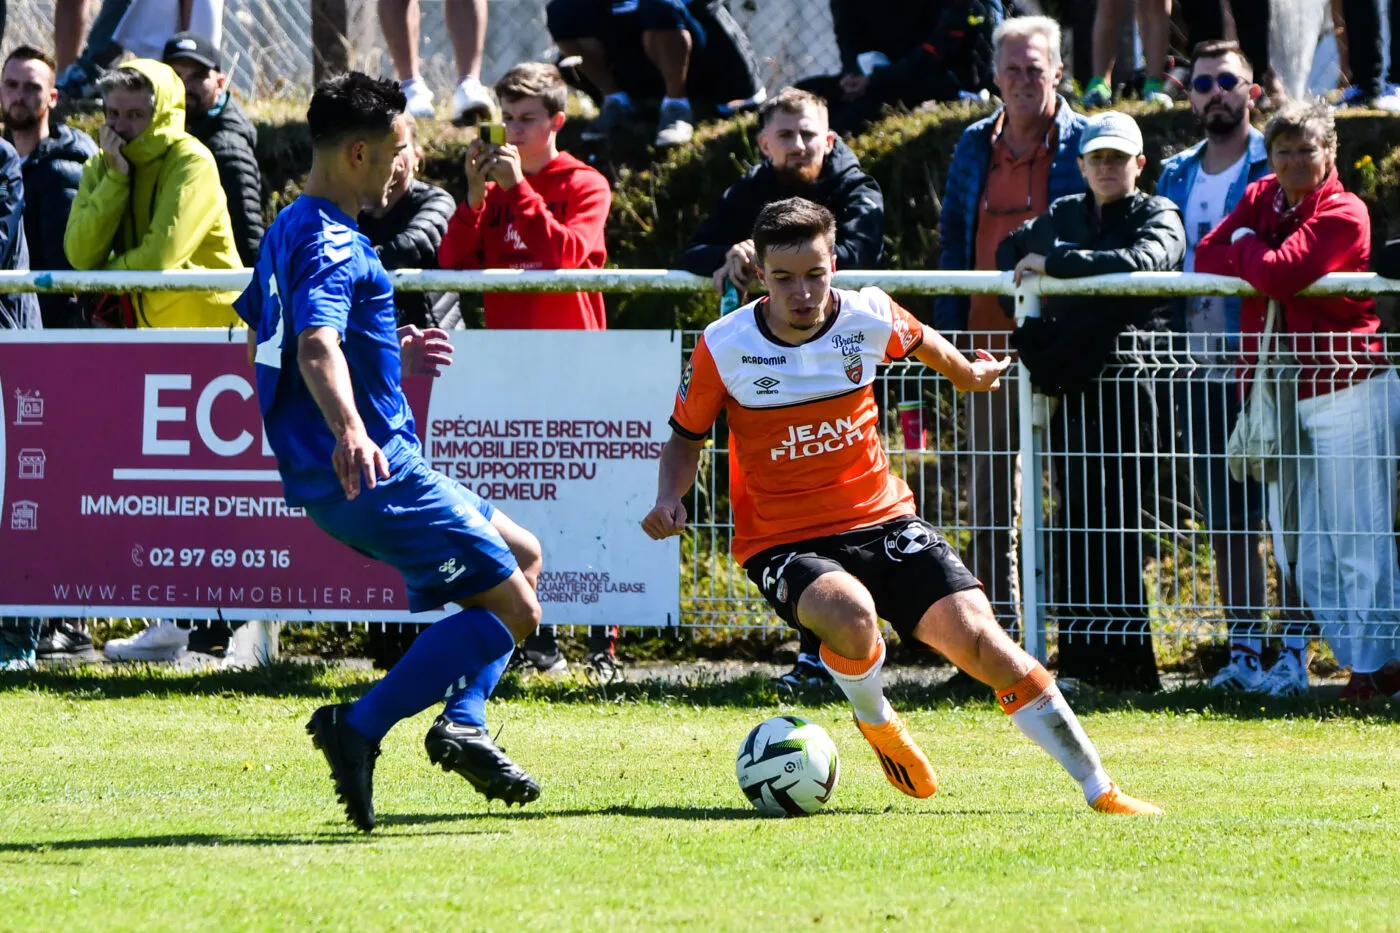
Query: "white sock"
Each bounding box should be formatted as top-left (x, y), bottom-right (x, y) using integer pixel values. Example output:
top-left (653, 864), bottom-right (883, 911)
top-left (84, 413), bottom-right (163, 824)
top-left (998, 665), bottom-right (1112, 805)
top-left (819, 640), bottom-right (893, 726)
top-left (604, 91), bottom-right (632, 108)
top-left (660, 95), bottom-right (691, 112)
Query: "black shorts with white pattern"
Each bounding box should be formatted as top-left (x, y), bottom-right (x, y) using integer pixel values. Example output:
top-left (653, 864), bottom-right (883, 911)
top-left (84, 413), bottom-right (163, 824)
top-left (744, 517), bottom-right (983, 642)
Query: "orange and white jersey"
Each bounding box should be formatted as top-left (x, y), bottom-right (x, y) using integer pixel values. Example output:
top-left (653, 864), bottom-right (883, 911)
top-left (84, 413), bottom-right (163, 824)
top-left (671, 287), bottom-right (925, 565)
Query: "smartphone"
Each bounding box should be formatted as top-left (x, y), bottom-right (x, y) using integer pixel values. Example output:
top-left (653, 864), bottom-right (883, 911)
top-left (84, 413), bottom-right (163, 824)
top-left (480, 123), bottom-right (507, 145)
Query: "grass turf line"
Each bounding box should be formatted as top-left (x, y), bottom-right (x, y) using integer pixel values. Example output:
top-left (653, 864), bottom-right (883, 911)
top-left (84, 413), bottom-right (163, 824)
top-left (1, 665), bottom-right (1398, 932)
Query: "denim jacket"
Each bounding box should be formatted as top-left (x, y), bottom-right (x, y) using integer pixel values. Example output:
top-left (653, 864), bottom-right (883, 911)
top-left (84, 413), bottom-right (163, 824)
top-left (1154, 127), bottom-right (1271, 335)
top-left (935, 96), bottom-right (1086, 331)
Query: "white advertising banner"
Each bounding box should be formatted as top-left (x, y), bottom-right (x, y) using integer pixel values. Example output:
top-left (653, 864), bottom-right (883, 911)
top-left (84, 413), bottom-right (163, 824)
top-left (422, 330), bottom-right (682, 626)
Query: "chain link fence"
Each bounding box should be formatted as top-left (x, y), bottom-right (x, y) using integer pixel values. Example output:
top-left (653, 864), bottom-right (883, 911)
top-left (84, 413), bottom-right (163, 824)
top-left (4, 0), bottom-right (840, 99)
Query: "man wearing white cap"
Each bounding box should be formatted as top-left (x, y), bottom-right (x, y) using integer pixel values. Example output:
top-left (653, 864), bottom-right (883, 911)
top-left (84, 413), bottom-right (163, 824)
top-left (995, 109), bottom-right (1185, 693)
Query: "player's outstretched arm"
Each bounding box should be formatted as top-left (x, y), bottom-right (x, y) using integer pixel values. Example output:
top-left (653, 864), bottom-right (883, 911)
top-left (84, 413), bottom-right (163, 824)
top-left (298, 326), bottom-right (390, 500)
top-left (641, 432), bottom-right (706, 539)
top-left (911, 324), bottom-right (1011, 392)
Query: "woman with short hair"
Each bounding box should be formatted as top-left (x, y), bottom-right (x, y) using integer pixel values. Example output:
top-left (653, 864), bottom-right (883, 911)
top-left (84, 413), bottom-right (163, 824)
top-left (1196, 99), bottom-right (1400, 702)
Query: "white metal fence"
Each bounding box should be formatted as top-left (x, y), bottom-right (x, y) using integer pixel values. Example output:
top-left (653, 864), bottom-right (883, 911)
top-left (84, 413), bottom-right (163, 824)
top-left (10, 268), bottom-right (1400, 668)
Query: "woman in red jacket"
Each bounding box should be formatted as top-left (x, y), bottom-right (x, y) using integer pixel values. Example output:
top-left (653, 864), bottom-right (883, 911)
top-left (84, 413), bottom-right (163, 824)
top-left (1196, 100), bottom-right (1400, 701)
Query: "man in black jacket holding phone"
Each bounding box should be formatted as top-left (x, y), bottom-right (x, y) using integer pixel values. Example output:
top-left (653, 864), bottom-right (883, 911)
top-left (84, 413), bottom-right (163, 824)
top-left (997, 111), bottom-right (1185, 692)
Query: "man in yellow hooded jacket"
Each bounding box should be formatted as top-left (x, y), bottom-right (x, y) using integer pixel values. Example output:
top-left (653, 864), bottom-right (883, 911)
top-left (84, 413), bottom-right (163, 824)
top-left (64, 58), bottom-right (242, 328)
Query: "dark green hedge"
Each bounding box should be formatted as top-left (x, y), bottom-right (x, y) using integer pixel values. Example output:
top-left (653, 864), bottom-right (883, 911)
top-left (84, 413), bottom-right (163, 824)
top-left (248, 102), bottom-right (1400, 331)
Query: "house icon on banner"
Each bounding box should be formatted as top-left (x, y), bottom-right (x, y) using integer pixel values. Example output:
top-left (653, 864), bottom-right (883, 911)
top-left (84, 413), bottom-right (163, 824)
top-left (18, 449), bottom-right (45, 480)
top-left (9, 500), bottom-right (37, 531)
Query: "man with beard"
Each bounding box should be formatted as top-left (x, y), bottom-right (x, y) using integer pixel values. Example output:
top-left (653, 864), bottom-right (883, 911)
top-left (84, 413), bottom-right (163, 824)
top-left (1, 46), bottom-right (94, 328)
top-left (1155, 41), bottom-right (1304, 696)
top-left (163, 33), bottom-right (265, 267)
top-left (676, 85), bottom-right (883, 692)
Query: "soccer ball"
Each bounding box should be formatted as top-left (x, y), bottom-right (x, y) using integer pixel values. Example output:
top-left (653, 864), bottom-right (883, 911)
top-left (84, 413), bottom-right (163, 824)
top-left (735, 715), bottom-right (840, 817)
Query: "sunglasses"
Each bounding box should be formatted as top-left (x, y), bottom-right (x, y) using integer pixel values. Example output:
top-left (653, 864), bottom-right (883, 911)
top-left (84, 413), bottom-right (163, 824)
top-left (1191, 72), bottom-right (1243, 94)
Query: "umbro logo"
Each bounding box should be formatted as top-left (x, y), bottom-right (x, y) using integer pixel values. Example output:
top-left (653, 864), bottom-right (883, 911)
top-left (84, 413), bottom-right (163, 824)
top-left (754, 376), bottom-right (780, 390)
top-left (439, 558), bottom-right (467, 583)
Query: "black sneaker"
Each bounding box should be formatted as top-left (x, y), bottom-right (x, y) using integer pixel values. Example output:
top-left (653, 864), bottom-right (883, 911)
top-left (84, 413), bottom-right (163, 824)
top-left (584, 627), bottom-right (622, 684)
top-left (305, 704), bottom-right (380, 832)
top-left (584, 649), bottom-right (622, 685)
top-left (424, 715), bottom-right (541, 806)
top-left (510, 627), bottom-right (568, 675)
top-left (36, 621), bottom-right (96, 659)
top-left (774, 653), bottom-right (831, 692)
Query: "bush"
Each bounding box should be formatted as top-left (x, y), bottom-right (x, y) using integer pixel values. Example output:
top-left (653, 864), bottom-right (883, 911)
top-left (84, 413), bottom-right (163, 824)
top-left (248, 100), bottom-right (1400, 331)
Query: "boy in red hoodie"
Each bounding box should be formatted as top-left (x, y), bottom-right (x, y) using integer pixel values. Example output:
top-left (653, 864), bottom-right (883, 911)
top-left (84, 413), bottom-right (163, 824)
top-left (439, 61), bottom-right (610, 329)
top-left (439, 62), bottom-right (620, 678)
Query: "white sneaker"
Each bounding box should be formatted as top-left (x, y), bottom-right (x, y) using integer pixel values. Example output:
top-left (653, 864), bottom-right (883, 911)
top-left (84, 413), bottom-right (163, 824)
top-left (1210, 650), bottom-right (1265, 691)
top-left (1375, 83), bottom-right (1400, 112)
top-left (1259, 651), bottom-right (1310, 697)
top-left (400, 77), bottom-right (436, 119)
top-left (452, 75), bottom-right (493, 126)
top-left (654, 100), bottom-right (694, 147)
top-left (103, 620), bottom-right (189, 662)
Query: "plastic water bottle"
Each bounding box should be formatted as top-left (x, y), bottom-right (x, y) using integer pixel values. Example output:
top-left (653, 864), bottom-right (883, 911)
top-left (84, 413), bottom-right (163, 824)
top-left (719, 280), bottom-right (742, 316)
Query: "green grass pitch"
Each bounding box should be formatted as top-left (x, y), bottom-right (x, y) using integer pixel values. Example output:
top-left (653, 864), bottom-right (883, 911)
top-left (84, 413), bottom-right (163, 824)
top-left (1, 664), bottom-right (1398, 932)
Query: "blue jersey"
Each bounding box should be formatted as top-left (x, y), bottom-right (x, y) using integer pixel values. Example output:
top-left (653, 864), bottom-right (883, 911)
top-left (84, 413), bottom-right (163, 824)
top-left (235, 196), bottom-right (420, 505)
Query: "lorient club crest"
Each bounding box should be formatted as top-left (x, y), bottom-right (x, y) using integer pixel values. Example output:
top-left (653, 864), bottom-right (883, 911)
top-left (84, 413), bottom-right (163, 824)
top-left (843, 349), bottom-right (862, 384)
top-left (832, 331), bottom-right (866, 384)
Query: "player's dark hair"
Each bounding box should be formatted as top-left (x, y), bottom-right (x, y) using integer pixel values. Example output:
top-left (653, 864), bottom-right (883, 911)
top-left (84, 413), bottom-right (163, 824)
top-left (753, 197), bottom-right (837, 262)
top-left (1190, 39), bottom-right (1253, 80)
top-left (307, 72), bottom-right (407, 148)
top-left (4, 45), bottom-right (56, 75)
top-left (495, 62), bottom-right (568, 117)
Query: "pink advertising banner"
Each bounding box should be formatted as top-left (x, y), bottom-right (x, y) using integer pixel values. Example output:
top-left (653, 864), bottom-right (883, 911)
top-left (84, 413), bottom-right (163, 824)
top-left (0, 331), bottom-right (420, 620)
top-left (0, 330), bottom-right (681, 625)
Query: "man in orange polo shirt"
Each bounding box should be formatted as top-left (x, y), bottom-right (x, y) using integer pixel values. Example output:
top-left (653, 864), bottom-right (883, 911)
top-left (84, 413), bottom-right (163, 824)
top-left (936, 16), bottom-right (1086, 633)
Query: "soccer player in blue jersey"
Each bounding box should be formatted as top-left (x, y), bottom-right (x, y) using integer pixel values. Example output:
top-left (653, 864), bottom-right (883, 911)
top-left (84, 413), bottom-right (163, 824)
top-left (235, 73), bottom-right (546, 832)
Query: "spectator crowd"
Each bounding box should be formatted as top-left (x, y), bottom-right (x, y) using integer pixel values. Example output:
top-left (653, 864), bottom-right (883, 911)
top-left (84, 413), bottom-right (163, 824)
top-left (2, 5), bottom-right (1400, 703)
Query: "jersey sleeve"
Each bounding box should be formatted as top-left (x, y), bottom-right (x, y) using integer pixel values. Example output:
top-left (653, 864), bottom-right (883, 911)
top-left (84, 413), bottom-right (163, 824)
top-left (669, 336), bottom-right (728, 440)
top-left (289, 230), bottom-right (357, 336)
top-left (885, 297), bottom-right (925, 360)
top-left (233, 273), bottom-right (261, 328)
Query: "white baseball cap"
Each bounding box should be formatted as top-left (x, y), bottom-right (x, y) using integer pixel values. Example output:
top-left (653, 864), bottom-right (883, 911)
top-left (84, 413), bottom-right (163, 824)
top-left (1079, 111), bottom-right (1144, 156)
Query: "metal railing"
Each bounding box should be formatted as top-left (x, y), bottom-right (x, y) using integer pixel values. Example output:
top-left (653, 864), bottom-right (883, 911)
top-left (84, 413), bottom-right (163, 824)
top-left (10, 268), bottom-right (1400, 669)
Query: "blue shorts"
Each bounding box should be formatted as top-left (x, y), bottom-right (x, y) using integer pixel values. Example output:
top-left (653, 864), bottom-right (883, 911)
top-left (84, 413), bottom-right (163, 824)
top-left (306, 458), bottom-right (518, 613)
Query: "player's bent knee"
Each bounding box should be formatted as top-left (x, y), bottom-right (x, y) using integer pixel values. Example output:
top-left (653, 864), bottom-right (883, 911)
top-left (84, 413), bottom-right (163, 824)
top-left (795, 572), bottom-right (879, 657)
top-left (473, 571), bottom-right (543, 642)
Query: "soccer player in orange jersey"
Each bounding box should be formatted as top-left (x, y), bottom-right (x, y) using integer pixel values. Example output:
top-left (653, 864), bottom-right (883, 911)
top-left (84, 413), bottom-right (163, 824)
top-left (642, 197), bottom-right (1162, 815)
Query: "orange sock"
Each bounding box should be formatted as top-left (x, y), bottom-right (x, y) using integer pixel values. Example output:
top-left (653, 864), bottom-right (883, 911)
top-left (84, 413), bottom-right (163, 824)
top-left (819, 639), bottom-right (891, 725)
top-left (996, 664), bottom-right (1056, 714)
top-left (818, 640), bottom-right (883, 676)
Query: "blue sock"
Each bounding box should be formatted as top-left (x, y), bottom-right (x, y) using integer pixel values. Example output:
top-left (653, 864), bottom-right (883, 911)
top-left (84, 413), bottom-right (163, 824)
top-left (346, 608), bottom-right (515, 741)
top-left (441, 643), bottom-right (513, 727)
